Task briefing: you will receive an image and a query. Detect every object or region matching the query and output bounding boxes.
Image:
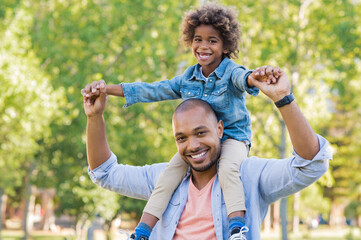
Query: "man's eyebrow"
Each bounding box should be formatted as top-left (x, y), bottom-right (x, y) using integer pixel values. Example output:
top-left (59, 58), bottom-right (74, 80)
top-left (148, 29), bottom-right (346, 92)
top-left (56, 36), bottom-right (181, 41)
top-left (194, 126), bottom-right (208, 131)
top-left (174, 126), bottom-right (208, 137)
top-left (175, 132), bottom-right (183, 137)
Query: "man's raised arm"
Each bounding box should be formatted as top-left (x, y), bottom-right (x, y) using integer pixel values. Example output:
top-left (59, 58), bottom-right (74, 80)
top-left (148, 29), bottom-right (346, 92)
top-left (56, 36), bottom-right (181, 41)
top-left (82, 80), bottom-right (111, 169)
top-left (249, 66), bottom-right (319, 160)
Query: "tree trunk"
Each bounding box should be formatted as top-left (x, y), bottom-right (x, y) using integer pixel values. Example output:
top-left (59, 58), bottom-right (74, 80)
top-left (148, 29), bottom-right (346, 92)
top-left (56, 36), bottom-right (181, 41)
top-left (279, 120), bottom-right (288, 239)
top-left (293, 192), bottom-right (300, 234)
top-left (280, 198), bottom-right (288, 240)
top-left (0, 188), bottom-right (6, 240)
top-left (40, 189), bottom-right (56, 230)
top-left (272, 201), bottom-right (280, 233)
top-left (329, 202), bottom-right (346, 228)
top-left (76, 216), bottom-right (91, 240)
top-left (22, 164), bottom-right (35, 240)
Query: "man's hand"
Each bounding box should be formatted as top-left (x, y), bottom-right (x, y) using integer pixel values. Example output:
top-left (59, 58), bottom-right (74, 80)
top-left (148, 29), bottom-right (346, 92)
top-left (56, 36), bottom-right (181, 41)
top-left (81, 79), bottom-right (108, 117)
top-left (248, 65), bottom-right (282, 86)
top-left (249, 66), bottom-right (290, 102)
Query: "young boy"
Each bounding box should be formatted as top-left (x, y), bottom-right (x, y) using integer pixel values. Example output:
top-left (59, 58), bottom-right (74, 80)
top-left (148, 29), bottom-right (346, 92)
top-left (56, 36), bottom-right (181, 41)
top-left (84, 3), bottom-right (279, 240)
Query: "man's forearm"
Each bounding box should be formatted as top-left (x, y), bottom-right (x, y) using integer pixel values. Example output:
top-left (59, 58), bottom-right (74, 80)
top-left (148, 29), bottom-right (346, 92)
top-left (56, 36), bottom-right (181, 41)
top-left (86, 115), bottom-right (111, 170)
top-left (278, 101), bottom-right (319, 160)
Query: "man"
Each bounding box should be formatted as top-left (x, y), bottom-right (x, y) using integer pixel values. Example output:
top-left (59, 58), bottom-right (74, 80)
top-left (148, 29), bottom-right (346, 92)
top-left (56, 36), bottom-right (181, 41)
top-left (82, 67), bottom-right (332, 239)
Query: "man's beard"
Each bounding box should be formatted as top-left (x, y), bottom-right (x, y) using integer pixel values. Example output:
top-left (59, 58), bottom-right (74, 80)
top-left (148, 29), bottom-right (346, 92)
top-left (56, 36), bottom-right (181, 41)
top-left (189, 157), bottom-right (217, 172)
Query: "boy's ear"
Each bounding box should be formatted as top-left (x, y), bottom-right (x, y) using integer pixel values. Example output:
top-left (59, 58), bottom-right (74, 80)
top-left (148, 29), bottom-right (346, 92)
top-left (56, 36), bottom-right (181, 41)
top-left (223, 48), bottom-right (229, 54)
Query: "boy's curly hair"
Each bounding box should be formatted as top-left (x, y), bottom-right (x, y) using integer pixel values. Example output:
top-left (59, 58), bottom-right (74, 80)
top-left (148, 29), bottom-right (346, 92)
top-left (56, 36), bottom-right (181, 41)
top-left (181, 3), bottom-right (241, 59)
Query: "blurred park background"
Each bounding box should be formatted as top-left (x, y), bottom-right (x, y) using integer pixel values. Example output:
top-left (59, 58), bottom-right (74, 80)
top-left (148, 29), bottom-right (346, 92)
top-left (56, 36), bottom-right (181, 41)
top-left (0, 0), bottom-right (361, 239)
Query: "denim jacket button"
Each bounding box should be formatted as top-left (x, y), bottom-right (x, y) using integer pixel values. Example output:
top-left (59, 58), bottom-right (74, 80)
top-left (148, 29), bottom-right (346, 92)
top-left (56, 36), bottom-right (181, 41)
top-left (204, 94), bottom-right (207, 97)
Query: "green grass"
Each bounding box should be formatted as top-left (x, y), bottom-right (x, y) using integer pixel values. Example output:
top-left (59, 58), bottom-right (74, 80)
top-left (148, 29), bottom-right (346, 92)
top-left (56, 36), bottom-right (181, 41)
top-left (1, 230), bottom-right (74, 240)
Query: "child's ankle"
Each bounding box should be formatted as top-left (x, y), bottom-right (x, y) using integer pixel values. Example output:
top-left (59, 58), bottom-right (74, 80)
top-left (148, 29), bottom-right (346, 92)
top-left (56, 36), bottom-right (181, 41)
top-left (134, 222), bottom-right (152, 239)
top-left (229, 216), bottom-right (246, 231)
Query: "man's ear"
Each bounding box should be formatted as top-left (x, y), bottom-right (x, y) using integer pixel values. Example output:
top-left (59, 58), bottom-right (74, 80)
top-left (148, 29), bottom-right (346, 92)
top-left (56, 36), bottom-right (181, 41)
top-left (217, 120), bottom-right (224, 139)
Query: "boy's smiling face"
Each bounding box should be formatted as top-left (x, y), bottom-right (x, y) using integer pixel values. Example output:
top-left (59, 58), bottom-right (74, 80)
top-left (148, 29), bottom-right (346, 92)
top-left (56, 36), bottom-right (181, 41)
top-left (192, 24), bottom-right (228, 77)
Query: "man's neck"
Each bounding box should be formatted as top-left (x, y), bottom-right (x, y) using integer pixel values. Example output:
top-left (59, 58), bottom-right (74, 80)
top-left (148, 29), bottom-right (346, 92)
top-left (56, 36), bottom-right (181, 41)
top-left (191, 165), bottom-right (217, 190)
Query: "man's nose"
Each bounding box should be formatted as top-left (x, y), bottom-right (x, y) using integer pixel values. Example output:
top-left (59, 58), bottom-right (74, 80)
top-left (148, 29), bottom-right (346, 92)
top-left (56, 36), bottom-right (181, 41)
top-left (188, 137), bottom-right (201, 151)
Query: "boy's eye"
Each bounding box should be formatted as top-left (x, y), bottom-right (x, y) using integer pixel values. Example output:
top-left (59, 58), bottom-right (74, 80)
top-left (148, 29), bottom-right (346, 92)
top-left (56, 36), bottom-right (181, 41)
top-left (209, 40), bottom-right (217, 43)
top-left (194, 38), bottom-right (201, 42)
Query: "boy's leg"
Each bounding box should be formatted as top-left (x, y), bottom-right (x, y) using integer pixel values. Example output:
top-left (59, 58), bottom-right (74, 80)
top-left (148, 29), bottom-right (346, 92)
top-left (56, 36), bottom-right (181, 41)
top-left (133, 153), bottom-right (188, 239)
top-left (218, 139), bottom-right (249, 237)
top-left (144, 152), bottom-right (189, 219)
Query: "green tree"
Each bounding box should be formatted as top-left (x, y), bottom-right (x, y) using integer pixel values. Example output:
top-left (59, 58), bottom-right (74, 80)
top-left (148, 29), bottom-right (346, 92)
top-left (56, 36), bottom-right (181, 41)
top-left (26, 0), bottom-right (196, 224)
top-left (223, 0), bottom-right (360, 235)
top-left (0, 1), bottom-right (64, 235)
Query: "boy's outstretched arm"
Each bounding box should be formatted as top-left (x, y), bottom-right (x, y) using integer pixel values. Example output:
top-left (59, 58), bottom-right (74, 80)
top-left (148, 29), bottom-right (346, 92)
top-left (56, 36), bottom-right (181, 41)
top-left (105, 84), bottom-right (124, 97)
top-left (82, 80), bottom-right (124, 101)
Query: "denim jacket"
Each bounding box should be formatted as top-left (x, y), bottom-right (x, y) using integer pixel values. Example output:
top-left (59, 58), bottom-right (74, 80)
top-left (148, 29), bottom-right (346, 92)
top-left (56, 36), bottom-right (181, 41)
top-left (89, 135), bottom-right (332, 239)
top-left (121, 58), bottom-right (259, 142)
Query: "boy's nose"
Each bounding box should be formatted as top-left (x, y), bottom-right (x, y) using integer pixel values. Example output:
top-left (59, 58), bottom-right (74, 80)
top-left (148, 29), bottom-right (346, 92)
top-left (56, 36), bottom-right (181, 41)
top-left (199, 41), bottom-right (209, 49)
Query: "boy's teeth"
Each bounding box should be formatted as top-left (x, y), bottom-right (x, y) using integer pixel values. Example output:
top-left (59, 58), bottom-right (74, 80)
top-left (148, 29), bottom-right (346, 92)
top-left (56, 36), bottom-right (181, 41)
top-left (191, 152), bottom-right (206, 158)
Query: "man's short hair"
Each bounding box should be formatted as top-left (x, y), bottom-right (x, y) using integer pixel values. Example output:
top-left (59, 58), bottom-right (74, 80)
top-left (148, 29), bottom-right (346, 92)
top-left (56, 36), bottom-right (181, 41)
top-left (174, 99), bottom-right (218, 122)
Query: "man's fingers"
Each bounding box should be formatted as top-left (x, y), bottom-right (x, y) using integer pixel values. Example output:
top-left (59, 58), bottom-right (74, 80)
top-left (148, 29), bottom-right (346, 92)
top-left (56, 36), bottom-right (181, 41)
top-left (274, 67), bottom-right (281, 78)
top-left (92, 81), bottom-right (99, 92)
top-left (85, 83), bottom-right (92, 95)
top-left (99, 79), bottom-right (106, 93)
top-left (265, 66), bottom-right (274, 76)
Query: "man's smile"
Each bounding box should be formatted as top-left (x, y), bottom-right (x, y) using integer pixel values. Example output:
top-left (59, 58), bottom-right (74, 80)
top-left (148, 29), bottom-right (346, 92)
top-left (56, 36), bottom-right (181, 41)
top-left (187, 150), bottom-right (208, 163)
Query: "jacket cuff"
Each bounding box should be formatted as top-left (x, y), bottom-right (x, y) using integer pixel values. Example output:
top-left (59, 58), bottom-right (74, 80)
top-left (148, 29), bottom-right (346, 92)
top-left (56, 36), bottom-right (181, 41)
top-left (243, 70), bottom-right (260, 96)
top-left (121, 83), bottom-right (137, 108)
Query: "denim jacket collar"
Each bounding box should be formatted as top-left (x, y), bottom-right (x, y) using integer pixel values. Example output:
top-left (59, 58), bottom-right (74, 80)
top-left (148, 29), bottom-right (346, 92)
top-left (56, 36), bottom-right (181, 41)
top-left (187, 57), bottom-right (231, 81)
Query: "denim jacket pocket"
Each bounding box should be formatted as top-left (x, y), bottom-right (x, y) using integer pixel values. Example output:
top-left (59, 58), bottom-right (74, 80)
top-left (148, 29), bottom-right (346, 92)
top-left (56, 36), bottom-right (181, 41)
top-left (210, 85), bottom-right (229, 111)
top-left (161, 200), bottom-right (180, 227)
top-left (180, 88), bottom-right (201, 100)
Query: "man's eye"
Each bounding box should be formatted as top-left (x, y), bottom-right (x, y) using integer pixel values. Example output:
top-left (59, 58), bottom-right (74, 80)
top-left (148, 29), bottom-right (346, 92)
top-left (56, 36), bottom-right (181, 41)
top-left (197, 131), bottom-right (205, 136)
top-left (177, 137), bottom-right (185, 142)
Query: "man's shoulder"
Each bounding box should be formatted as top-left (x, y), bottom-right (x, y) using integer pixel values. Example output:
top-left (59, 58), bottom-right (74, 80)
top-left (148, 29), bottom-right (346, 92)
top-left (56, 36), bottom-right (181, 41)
top-left (240, 157), bottom-right (278, 184)
top-left (241, 157), bottom-right (269, 174)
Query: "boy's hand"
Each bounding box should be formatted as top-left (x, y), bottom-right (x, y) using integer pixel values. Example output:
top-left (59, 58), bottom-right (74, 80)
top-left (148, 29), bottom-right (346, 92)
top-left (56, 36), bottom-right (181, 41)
top-left (248, 65), bottom-right (282, 86)
top-left (81, 80), bottom-right (124, 99)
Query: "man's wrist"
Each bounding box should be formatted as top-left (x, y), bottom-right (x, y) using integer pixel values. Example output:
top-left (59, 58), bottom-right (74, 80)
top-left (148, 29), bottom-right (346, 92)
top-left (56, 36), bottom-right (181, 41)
top-left (87, 114), bottom-right (104, 122)
top-left (274, 93), bottom-right (295, 108)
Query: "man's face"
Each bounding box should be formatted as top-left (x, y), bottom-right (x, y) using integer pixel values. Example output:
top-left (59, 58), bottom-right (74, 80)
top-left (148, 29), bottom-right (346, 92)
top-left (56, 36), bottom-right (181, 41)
top-left (172, 106), bottom-right (223, 172)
